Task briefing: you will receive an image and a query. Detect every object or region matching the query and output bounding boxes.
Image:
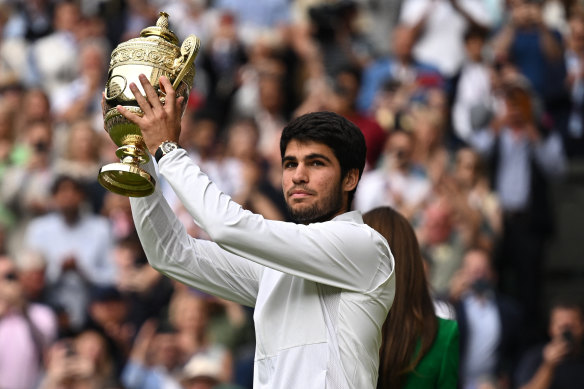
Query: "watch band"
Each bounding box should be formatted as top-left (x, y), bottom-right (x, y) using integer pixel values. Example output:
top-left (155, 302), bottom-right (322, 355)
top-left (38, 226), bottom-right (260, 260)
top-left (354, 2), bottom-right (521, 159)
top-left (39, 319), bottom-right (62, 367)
top-left (154, 141), bottom-right (180, 163)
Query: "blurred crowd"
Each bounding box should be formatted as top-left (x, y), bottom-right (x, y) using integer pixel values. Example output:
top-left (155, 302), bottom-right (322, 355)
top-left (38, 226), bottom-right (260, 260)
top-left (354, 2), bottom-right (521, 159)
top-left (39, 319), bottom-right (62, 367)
top-left (0, 0), bottom-right (583, 388)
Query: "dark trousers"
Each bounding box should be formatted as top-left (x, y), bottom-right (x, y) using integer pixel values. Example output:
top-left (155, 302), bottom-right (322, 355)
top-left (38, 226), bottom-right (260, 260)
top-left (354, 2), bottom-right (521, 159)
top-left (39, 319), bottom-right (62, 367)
top-left (496, 212), bottom-right (547, 346)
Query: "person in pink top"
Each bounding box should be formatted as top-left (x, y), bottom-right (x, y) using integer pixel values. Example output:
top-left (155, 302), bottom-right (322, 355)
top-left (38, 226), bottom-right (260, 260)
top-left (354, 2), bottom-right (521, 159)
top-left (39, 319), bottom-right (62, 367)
top-left (0, 253), bottom-right (58, 389)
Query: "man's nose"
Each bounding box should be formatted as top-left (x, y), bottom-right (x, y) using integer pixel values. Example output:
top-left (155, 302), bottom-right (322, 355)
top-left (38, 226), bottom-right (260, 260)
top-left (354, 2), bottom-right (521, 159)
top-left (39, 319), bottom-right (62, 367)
top-left (292, 164), bottom-right (308, 183)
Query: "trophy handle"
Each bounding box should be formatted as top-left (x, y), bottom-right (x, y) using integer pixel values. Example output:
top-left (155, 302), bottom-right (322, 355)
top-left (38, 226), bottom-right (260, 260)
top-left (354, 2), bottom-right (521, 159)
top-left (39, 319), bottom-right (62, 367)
top-left (172, 35), bottom-right (201, 90)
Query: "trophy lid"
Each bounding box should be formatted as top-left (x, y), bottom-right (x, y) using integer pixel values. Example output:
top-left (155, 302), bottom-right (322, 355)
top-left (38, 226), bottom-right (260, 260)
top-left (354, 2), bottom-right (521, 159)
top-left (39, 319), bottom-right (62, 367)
top-left (140, 12), bottom-right (179, 46)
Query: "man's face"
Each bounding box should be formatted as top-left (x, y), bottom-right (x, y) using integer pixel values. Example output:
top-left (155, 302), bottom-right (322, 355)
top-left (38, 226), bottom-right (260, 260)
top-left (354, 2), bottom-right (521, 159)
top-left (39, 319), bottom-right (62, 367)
top-left (386, 132), bottom-right (412, 170)
top-left (282, 140), bottom-right (352, 224)
top-left (53, 181), bottom-right (84, 216)
top-left (550, 307), bottom-right (584, 343)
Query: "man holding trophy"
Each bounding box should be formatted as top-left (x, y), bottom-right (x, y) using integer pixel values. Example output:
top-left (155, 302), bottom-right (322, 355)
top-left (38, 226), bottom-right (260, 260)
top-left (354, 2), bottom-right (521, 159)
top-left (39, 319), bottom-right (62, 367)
top-left (102, 12), bottom-right (395, 389)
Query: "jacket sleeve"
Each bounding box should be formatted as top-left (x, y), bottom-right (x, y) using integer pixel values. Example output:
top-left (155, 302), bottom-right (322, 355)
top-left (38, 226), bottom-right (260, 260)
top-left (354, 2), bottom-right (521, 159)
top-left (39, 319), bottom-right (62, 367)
top-left (130, 159), bottom-right (263, 307)
top-left (157, 149), bottom-right (393, 293)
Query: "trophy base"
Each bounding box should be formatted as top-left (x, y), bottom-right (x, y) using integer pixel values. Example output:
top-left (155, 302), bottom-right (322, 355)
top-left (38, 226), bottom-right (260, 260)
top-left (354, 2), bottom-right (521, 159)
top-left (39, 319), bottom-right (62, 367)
top-left (98, 163), bottom-right (155, 197)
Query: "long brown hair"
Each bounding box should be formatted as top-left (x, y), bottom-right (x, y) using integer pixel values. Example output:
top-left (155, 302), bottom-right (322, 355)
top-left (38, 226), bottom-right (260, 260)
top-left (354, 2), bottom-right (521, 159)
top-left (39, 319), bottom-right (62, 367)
top-left (363, 206), bottom-right (438, 388)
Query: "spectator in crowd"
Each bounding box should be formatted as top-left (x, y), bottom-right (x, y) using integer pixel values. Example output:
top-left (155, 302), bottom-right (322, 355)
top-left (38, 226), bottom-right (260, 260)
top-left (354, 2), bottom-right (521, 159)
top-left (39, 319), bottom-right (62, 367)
top-left (306, 1), bottom-right (375, 77)
top-left (409, 103), bottom-right (451, 186)
top-left (452, 26), bottom-right (493, 143)
top-left (16, 249), bottom-right (50, 304)
top-left (515, 299), bottom-right (584, 389)
top-left (399, 0), bottom-right (492, 79)
top-left (564, 12), bottom-right (584, 157)
top-left (0, 9), bottom-right (33, 86)
top-left (363, 206), bottom-right (459, 388)
top-left (450, 146), bottom-right (503, 251)
top-left (16, 88), bottom-right (53, 135)
top-left (86, 285), bottom-right (134, 372)
top-left (198, 11), bottom-right (248, 124)
top-left (0, 73), bottom-right (25, 116)
top-left (357, 23), bottom-right (442, 113)
top-left (328, 65), bottom-right (388, 170)
top-left (122, 319), bottom-right (183, 389)
top-left (2, 0), bottom-right (53, 41)
top-left (53, 119), bottom-right (106, 213)
top-left (118, 0), bottom-right (158, 42)
top-left (179, 352), bottom-right (241, 389)
top-left (215, 0), bottom-right (291, 47)
top-left (160, 0), bottom-right (215, 44)
top-left (179, 110), bottom-right (243, 198)
top-left (224, 117), bottom-right (288, 221)
top-left (113, 235), bottom-right (174, 331)
top-left (469, 80), bottom-right (567, 332)
top-left (0, 254), bottom-right (58, 389)
top-left (51, 39), bottom-right (110, 127)
top-left (354, 129), bottom-right (432, 220)
top-left (29, 0), bottom-right (83, 98)
top-left (164, 110), bottom-right (245, 221)
top-left (1, 119), bottom-right (56, 255)
top-left (449, 248), bottom-right (524, 389)
top-left (493, 0), bottom-right (569, 128)
top-left (167, 289), bottom-right (233, 383)
top-left (40, 329), bottom-right (119, 389)
top-left (24, 175), bottom-right (116, 331)
top-left (245, 56), bottom-right (289, 162)
top-left (101, 193), bottom-right (135, 242)
top-left (416, 195), bottom-right (479, 297)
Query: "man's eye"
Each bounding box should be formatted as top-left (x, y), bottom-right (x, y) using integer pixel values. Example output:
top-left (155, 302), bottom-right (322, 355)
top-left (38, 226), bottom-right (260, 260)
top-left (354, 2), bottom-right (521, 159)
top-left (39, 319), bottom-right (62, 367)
top-left (311, 160), bottom-right (325, 166)
top-left (284, 162), bottom-right (297, 169)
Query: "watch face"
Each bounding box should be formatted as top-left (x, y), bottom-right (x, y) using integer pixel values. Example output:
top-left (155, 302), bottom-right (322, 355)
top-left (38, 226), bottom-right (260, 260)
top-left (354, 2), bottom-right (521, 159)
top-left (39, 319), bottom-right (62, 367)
top-left (162, 142), bottom-right (178, 154)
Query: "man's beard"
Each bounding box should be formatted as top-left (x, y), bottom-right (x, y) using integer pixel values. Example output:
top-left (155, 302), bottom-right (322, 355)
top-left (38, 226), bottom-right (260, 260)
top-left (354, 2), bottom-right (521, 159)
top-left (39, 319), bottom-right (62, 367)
top-left (286, 185), bottom-right (344, 224)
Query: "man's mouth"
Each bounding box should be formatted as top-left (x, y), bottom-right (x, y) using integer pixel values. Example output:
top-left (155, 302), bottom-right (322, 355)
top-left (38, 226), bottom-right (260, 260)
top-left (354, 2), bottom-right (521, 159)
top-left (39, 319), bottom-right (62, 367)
top-left (288, 188), bottom-right (315, 199)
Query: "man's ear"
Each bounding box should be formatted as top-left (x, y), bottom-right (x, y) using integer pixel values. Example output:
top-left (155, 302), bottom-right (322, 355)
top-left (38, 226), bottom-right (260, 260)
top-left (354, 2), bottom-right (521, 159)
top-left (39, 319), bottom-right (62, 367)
top-left (343, 169), bottom-right (359, 193)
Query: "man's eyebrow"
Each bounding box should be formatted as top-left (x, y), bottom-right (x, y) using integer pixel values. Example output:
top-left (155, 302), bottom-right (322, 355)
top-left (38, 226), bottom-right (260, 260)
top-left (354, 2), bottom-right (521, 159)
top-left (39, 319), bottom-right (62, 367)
top-left (282, 153), bottom-right (333, 164)
top-left (305, 153), bottom-right (332, 163)
top-left (282, 155), bottom-right (297, 164)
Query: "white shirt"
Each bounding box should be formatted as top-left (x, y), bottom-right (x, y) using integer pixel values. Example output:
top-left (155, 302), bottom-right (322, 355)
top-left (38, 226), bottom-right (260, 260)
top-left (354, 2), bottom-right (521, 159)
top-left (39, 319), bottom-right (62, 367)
top-left (130, 149), bottom-right (395, 389)
top-left (470, 127), bottom-right (566, 211)
top-left (400, 0), bottom-right (492, 76)
top-left (461, 293), bottom-right (501, 388)
top-left (354, 166), bottom-right (432, 213)
top-left (452, 61), bottom-right (493, 142)
top-left (25, 212), bottom-right (116, 329)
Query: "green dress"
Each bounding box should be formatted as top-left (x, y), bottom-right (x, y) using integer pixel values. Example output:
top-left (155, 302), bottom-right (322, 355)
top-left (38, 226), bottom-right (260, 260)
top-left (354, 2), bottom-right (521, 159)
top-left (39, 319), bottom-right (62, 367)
top-left (402, 317), bottom-right (460, 388)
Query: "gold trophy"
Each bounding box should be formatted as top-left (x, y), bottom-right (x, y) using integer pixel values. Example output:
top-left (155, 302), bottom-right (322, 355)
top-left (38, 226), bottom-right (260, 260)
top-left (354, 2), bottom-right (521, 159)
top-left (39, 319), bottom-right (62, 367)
top-left (98, 12), bottom-right (200, 197)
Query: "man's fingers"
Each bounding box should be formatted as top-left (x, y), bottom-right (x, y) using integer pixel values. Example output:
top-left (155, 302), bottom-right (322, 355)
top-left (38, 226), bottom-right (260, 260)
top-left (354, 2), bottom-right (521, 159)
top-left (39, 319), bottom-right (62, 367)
top-left (160, 76), bottom-right (176, 115)
top-left (139, 74), bottom-right (162, 111)
top-left (116, 105), bottom-right (143, 126)
top-left (159, 76), bottom-right (175, 98)
top-left (174, 96), bottom-right (184, 115)
top-left (129, 82), bottom-right (153, 116)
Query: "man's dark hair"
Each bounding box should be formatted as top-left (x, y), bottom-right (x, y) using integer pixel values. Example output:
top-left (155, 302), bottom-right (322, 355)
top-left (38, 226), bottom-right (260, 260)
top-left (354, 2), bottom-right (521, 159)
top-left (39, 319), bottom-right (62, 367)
top-left (51, 175), bottom-right (86, 196)
top-left (463, 25), bottom-right (488, 42)
top-left (279, 111), bottom-right (366, 207)
top-left (549, 297), bottom-right (584, 316)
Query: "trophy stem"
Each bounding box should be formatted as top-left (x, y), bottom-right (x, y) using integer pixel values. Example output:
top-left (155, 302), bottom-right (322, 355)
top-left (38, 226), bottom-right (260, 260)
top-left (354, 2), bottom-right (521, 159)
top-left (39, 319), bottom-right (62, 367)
top-left (117, 144), bottom-right (150, 164)
top-left (98, 143), bottom-right (155, 197)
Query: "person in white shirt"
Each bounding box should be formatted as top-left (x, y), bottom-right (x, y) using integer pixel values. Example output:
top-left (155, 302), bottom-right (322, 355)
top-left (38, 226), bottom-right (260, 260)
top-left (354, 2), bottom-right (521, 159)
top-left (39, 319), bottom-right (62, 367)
top-left (114, 74), bottom-right (396, 389)
top-left (354, 129), bottom-right (432, 220)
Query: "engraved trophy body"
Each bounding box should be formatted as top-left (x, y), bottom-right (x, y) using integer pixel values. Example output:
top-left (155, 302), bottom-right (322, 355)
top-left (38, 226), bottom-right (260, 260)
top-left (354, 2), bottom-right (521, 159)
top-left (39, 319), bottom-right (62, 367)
top-left (98, 12), bottom-right (200, 197)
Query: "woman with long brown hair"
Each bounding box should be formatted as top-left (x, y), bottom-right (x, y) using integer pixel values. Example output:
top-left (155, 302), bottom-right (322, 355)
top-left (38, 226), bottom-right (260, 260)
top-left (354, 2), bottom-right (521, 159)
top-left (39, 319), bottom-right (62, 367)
top-left (363, 206), bottom-right (459, 388)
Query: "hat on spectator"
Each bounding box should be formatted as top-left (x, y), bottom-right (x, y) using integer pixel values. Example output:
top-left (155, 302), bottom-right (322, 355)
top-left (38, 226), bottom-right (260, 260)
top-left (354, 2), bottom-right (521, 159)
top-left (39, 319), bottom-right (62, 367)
top-left (180, 353), bottom-right (222, 384)
top-left (16, 250), bottom-right (46, 271)
top-left (90, 285), bottom-right (123, 303)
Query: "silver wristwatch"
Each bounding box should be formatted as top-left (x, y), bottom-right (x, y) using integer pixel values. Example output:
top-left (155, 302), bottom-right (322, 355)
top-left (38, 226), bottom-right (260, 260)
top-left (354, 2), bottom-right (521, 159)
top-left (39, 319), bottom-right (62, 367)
top-left (154, 141), bottom-right (180, 162)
